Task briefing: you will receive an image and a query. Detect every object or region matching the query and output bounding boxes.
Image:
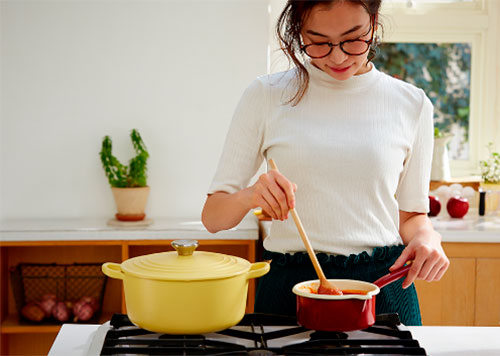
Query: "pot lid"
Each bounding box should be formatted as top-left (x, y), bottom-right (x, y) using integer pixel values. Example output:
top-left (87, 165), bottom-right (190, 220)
top-left (120, 240), bottom-right (251, 281)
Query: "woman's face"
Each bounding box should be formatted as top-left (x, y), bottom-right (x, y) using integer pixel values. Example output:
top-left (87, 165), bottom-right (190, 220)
top-left (301, 1), bottom-right (374, 80)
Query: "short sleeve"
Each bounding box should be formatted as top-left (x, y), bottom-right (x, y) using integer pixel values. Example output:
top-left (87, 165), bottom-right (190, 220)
top-left (207, 78), bottom-right (268, 194)
top-left (395, 91), bottom-right (434, 213)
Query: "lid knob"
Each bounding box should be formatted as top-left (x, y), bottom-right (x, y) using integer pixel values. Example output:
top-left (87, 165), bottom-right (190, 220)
top-left (171, 240), bottom-right (199, 256)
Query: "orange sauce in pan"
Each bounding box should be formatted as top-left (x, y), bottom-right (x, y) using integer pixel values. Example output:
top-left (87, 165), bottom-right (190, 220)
top-left (338, 289), bottom-right (369, 295)
top-left (305, 286), bottom-right (368, 295)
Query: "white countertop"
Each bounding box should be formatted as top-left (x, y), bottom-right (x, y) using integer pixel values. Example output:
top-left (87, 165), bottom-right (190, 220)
top-left (429, 215), bottom-right (500, 242)
top-left (0, 213), bottom-right (259, 242)
top-left (408, 326), bottom-right (500, 355)
top-left (1, 212), bottom-right (499, 243)
top-left (48, 323), bottom-right (500, 356)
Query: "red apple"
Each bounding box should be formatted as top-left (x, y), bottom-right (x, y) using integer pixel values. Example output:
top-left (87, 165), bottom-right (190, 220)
top-left (447, 196), bottom-right (469, 218)
top-left (428, 196), bottom-right (441, 216)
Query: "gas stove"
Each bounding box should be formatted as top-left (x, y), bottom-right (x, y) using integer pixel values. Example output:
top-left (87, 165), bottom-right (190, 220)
top-left (86, 313), bottom-right (426, 355)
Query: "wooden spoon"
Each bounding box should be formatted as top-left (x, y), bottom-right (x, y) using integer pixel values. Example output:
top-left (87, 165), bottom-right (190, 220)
top-left (268, 159), bottom-right (342, 296)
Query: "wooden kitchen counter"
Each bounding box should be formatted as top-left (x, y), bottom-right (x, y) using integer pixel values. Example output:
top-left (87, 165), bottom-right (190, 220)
top-left (0, 214), bottom-right (259, 356)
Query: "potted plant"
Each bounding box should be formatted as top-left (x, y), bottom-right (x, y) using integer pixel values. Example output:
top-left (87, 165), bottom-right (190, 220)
top-left (100, 129), bottom-right (150, 221)
top-left (479, 142), bottom-right (500, 214)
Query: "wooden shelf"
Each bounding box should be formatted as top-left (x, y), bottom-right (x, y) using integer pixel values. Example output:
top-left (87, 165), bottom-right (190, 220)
top-left (1, 313), bottom-right (114, 334)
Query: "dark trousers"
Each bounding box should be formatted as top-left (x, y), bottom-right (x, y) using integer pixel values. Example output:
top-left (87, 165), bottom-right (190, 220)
top-left (254, 245), bottom-right (422, 326)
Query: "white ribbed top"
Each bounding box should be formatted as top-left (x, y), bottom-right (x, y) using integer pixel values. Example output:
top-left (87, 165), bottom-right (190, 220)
top-left (208, 61), bottom-right (434, 255)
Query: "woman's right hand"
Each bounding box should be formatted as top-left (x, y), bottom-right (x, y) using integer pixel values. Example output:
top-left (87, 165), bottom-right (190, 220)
top-left (246, 169), bottom-right (297, 221)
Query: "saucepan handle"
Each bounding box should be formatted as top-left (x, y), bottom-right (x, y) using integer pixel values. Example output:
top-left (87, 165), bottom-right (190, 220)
top-left (373, 263), bottom-right (412, 289)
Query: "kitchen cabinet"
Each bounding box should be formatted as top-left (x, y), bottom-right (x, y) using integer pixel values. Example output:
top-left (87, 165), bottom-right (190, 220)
top-left (0, 216), bottom-right (259, 356)
top-left (415, 242), bottom-right (500, 326)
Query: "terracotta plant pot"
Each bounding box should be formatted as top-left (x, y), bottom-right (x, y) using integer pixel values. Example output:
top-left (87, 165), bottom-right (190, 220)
top-left (111, 186), bottom-right (150, 221)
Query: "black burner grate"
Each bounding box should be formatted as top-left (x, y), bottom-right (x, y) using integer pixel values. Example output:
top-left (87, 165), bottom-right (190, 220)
top-left (99, 313), bottom-right (427, 355)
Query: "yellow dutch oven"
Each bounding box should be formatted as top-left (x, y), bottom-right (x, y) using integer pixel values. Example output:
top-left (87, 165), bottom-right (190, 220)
top-left (102, 239), bottom-right (269, 334)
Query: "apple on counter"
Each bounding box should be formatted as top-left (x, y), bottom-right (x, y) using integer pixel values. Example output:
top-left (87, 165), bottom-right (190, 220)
top-left (446, 196), bottom-right (469, 218)
top-left (428, 196), bottom-right (441, 217)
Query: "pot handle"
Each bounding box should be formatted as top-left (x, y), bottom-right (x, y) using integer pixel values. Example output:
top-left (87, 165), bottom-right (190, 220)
top-left (373, 263), bottom-right (412, 289)
top-left (246, 262), bottom-right (270, 280)
top-left (102, 262), bottom-right (124, 280)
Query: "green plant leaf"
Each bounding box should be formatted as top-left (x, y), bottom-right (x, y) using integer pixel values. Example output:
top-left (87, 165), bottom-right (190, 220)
top-left (99, 130), bottom-right (149, 188)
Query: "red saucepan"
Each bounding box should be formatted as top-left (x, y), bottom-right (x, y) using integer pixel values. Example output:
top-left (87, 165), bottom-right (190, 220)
top-left (292, 264), bottom-right (412, 331)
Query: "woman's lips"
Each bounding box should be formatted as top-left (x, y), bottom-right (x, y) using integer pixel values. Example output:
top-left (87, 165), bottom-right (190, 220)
top-left (329, 65), bottom-right (351, 73)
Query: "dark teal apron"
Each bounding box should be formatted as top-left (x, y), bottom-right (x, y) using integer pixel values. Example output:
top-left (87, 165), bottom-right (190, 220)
top-left (254, 244), bottom-right (422, 326)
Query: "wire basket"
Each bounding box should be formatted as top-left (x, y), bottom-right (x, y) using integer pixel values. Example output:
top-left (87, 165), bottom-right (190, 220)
top-left (10, 262), bottom-right (108, 324)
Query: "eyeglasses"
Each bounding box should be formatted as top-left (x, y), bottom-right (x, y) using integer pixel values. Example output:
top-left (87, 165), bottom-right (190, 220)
top-left (301, 18), bottom-right (375, 58)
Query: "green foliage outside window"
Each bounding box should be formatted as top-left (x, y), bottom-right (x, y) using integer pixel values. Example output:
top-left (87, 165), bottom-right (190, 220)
top-left (373, 42), bottom-right (471, 149)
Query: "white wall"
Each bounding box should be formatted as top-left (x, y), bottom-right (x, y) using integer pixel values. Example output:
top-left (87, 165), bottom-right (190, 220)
top-left (0, 0), bottom-right (269, 219)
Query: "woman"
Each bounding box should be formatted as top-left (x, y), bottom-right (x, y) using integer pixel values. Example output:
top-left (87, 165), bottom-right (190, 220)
top-left (202, 0), bottom-right (449, 326)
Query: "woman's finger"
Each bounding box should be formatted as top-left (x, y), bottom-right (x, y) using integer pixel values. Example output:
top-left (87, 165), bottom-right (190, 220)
top-left (262, 190), bottom-right (281, 220)
top-left (268, 179), bottom-right (289, 220)
top-left (390, 247), bottom-right (413, 271)
top-left (274, 173), bottom-right (296, 209)
top-left (417, 250), bottom-right (442, 280)
top-left (259, 192), bottom-right (278, 220)
top-left (402, 252), bottom-right (425, 288)
top-left (425, 262), bottom-right (445, 281)
top-left (260, 203), bottom-right (277, 221)
top-left (416, 259), bottom-right (433, 281)
top-left (425, 254), bottom-right (449, 281)
top-left (433, 262), bottom-right (450, 281)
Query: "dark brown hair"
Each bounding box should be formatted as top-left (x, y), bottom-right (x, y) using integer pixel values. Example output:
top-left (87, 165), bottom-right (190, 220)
top-left (276, 0), bottom-right (382, 105)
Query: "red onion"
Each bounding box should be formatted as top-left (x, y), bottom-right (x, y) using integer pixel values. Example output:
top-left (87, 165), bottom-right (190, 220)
top-left (73, 300), bottom-right (94, 322)
top-left (52, 301), bottom-right (70, 322)
top-left (38, 297), bottom-right (57, 317)
top-left (78, 296), bottom-right (99, 312)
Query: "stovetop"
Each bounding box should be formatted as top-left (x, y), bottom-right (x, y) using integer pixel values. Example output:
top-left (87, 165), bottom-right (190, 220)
top-left (89, 313), bottom-right (427, 355)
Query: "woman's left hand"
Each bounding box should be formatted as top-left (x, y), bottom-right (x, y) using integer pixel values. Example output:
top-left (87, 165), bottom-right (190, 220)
top-left (390, 212), bottom-right (450, 289)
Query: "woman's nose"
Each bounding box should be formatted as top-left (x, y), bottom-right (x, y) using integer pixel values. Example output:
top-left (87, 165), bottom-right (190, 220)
top-left (329, 45), bottom-right (348, 64)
